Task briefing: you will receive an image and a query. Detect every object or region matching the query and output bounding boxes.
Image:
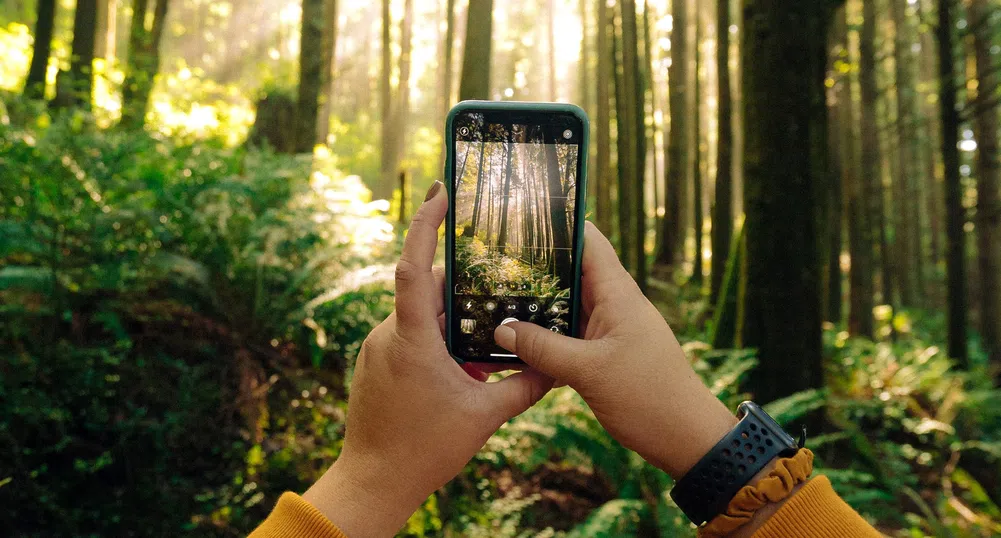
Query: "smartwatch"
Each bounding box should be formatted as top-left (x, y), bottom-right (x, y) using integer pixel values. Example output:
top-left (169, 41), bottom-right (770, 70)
top-left (669, 401), bottom-right (801, 526)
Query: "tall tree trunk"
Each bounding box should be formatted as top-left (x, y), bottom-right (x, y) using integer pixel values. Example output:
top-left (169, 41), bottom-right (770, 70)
top-left (612, 7), bottom-right (635, 271)
top-left (547, 0), bottom-right (558, 101)
top-left (595, 0), bottom-right (613, 235)
top-left (642, 0), bottom-right (660, 234)
top-left (580, 0), bottom-right (592, 112)
top-left (845, 2), bottom-right (874, 336)
top-left (296, 0), bottom-right (325, 153)
top-left (692, 17), bottom-right (704, 285)
top-left (317, 0), bottom-right (340, 144)
top-left (497, 129), bottom-right (516, 252)
top-left (970, 0), bottom-right (1001, 373)
top-left (393, 0), bottom-right (415, 188)
top-left (656, 0), bottom-right (688, 267)
top-left (710, 0), bottom-right (733, 305)
top-left (918, 0), bottom-right (943, 271)
top-left (465, 141), bottom-right (488, 237)
top-left (441, 0), bottom-right (457, 121)
top-left (378, 0), bottom-right (394, 198)
top-left (24, 0), bottom-right (57, 100)
top-left (623, 0), bottom-right (647, 291)
top-left (938, 0), bottom-right (968, 365)
top-left (121, 0), bottom-right (170, 129)
top-left (890, 0), bottom-right (922, 307)
top-left (825, 6), bottom-right (848, 325)
top-left (54, 0), bottom-right (98, 109)
top-left (860, 0), bottom-right (886, 320)
top-left (742, 0), bottom-right (830, 402)
top-left (547, 131), bottom-right (574, 287)
top-left (458, 0), bottom-right (494, 101)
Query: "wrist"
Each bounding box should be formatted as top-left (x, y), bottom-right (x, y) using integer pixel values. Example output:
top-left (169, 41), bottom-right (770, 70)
top-left (303, 453), bottom-right (426, 538)
top-left (645, 381), bottom-right (738, 479)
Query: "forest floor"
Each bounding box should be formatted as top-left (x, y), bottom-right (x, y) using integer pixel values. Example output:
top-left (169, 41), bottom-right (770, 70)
top-left (455, 235), bottom-right (567, 297)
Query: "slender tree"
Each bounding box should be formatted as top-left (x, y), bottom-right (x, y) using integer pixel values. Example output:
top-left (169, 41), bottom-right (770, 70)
top-left (458, 0), bottom-right (494, 101)
top-left (546, 131), bottom-right (574, 286)
top-left (938, 0), bottom-right (968, 365)
top-left (741, 0), bottom-right (833, 402)
top-left (24, 0), bottom-right (57, 100)
top-left (612, 7), bottom-right (635, 271)
top-left (497, 128), bottom-right (516, 252)
top-left (860, 0), bottom-right (887, 321)
top-left (970, 0), bottom-right (1001, 370)
top-left (623, 0), bottom-right (647, 291)
top-left (595, 0), bottom-right (613, 235)
top-left (656, 0), bottom-right (688, 268)
top-left (711, 0), bottom-right (733, 305)
top-left (692, 16), bottom-right (704, 285)
top-left (54, 0), bottom-right (98, 109)
top-left (296, 0), bottom-right (325, 153)
top-left (548, 0), bottom-right (558, 101)
top-left (465, 141), bottom-right (488, 237)
top-left (379, 0), bottom-right (393, 197)
top-left (121, 0), bottom-right (171, 129)
top-left (441, 0), bottom-right (457, 121)
top-left (316, 0), bottom-right (340, 144)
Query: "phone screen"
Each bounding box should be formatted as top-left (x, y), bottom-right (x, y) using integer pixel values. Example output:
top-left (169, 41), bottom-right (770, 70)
top-left (449, 109), bottom-right (585, 362)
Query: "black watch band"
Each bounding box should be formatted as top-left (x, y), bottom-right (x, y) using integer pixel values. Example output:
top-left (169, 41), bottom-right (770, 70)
top-left (669, 401), bottom-right (800, 526)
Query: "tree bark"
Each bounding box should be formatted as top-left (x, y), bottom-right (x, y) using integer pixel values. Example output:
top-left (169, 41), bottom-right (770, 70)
top-left (656, 0), bottom-right (688, 267)
top-left (378, 0), bottom-right (393, 197)
top-left (497, 129), bottom-right (516, 253)
top-left (692, 16), bottom-right (704, 285)
top-left (441, 0), bottom-right (457, 121)
top-left (296, 0), bottom-right (326, 153)
top-left (938, 0), bottom-right (968, 365)
top-left (317, 0), bottom-right (340, 144)
top-left (595, 0), bottom-right (613, 235)
top-left (465, 141), bottom-right (488, 237)
top-left (612, 7), bottom-right (635, 271)
top-left (890, 0), bottom-right (923, 307)
top-left (121, 0), bottom-right (170, 129)
top-left (24, 0), bottom-right (57, 100)
top-left (547, 131), bottom-right (573, 287)
top-left (458, 0), bottom-right (494, 101)
top-left (622, 0), bottom-right (647, 291)
top-left (970, 0), bottom-right (1001, 373)
top-left (54, 0), bottom-right (98, 109)
top-left (859, 0), bottom-right (886, 320)
top-left (710, 0), bottom-right (733, 305)
top-left (741, 0), bottom-right (830, 402)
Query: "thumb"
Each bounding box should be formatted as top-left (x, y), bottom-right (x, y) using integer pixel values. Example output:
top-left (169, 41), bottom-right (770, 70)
top-left (484, 369), bottom-right (555, 425)
top-left (494, 322), bottom-right (595, 384)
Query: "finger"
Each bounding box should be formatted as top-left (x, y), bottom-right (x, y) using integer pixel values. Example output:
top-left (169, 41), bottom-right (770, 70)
top-left (483, 369), bottom-right (554, 424)
top-left (460, 362), bottom-right (490, 382)
top-left (438, 313), bottom-right (446, 338)
top-left (433, 266), bottom-right (445, 315)
top-left (493, 322), bottom-right (597, 384)
top-left (395, 181), bottom-right (447, 339)
top-left (581, 221), bottom-right (643, 314)
top-left (470, 362), bottom-right (524, 375)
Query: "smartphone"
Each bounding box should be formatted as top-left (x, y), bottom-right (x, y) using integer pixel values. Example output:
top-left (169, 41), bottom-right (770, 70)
top-left (444, 101), bottom-right (589, 363)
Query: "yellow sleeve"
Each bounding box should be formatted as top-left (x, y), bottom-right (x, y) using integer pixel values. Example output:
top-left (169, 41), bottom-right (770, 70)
top-left (751, 476), bottom-right (882, 538)
top-left (249, 492), bottom-right (349, 538)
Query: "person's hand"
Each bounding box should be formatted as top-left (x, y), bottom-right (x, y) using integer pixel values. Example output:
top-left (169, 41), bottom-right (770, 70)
top-left (304, 181), bottom-right (554, 538)
top-left (493, 221), bottom-right (737, 479)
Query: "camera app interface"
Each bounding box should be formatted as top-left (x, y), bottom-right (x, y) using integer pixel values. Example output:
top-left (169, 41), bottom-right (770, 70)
top-left (451, 112), bottom-right (581, 361)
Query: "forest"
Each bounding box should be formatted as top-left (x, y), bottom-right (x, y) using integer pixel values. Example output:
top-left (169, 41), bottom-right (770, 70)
top-left (1, 0), bottom-right (1000, 536)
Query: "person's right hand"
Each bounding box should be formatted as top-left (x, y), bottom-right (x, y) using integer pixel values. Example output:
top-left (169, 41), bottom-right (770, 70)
top-left (493, 221), bottom-right (738, 479)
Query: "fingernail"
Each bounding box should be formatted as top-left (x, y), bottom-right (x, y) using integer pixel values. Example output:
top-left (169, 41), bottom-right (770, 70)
top-left (494, 325), bottom-right (516, 351)
top-left (424, 180), bottom-right (443, 202)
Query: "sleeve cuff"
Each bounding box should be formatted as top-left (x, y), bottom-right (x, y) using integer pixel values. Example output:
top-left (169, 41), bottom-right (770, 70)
top-left (249, 492), bottom-right (350, 538)
top-left (750, 476), bottom-right (882, 538)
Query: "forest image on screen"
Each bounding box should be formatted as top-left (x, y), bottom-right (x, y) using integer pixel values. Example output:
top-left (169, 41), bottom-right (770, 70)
top-left (453, 123), bottom-right (578, 355)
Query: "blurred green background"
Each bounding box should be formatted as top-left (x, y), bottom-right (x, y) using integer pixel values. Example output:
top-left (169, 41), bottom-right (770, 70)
top-left (2, 0), bottom-right (1001, 536)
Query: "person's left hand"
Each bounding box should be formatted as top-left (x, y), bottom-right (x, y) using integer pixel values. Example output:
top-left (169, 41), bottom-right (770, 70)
top-left (303, 181), bottom-right (554, 538)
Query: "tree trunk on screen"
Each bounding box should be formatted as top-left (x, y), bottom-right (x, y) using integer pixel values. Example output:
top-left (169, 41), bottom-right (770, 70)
top-left (692, 18), bottom-right (704, 285)
top-left (497, 130), bottom-right (516, 253)
top-left (970, 0), bottom-right (1001, 372)
top-left (458, 0), bottom-right (493, 101)
top-left (890, 0), bottom-right (922, 307)
top-left (547, 133), bottom-right (573, 287)
top-left (24, 0), bottom-right (57, 100)
top-left (595, 0), bottom-right (613, 235)
top-left (710, 0), bottom-right (733, 306)
top-left (656, 0), bottom-right (687, 268)
top-left (441, 0), bottom-right (457, 121)
top-left (465, 141), bottom-right (488, 237)
top-left (296, 0), bottom-right (325, 153)
top-left (487, 149), bottom-right (496, 243)
top-left (121, 0), bottom-right (170, 129)
top-left (742, 0), bottom-right (829, 403)
top-left (54, 0), bottom-right (98, 109)
top-left (938, 0), bottom-right (968, 365)
top-left (317, 0), bottom-right (340, 144)
top-left (613, 8), bottom-right (635, 272)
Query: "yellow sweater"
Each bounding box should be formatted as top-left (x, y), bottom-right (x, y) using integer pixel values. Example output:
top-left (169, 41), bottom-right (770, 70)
top-left (249, 475), bottom-right (880, 538)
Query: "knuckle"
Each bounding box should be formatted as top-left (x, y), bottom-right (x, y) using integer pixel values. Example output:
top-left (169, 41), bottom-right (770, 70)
top-left (395, 257), bottom-right (420, 283)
